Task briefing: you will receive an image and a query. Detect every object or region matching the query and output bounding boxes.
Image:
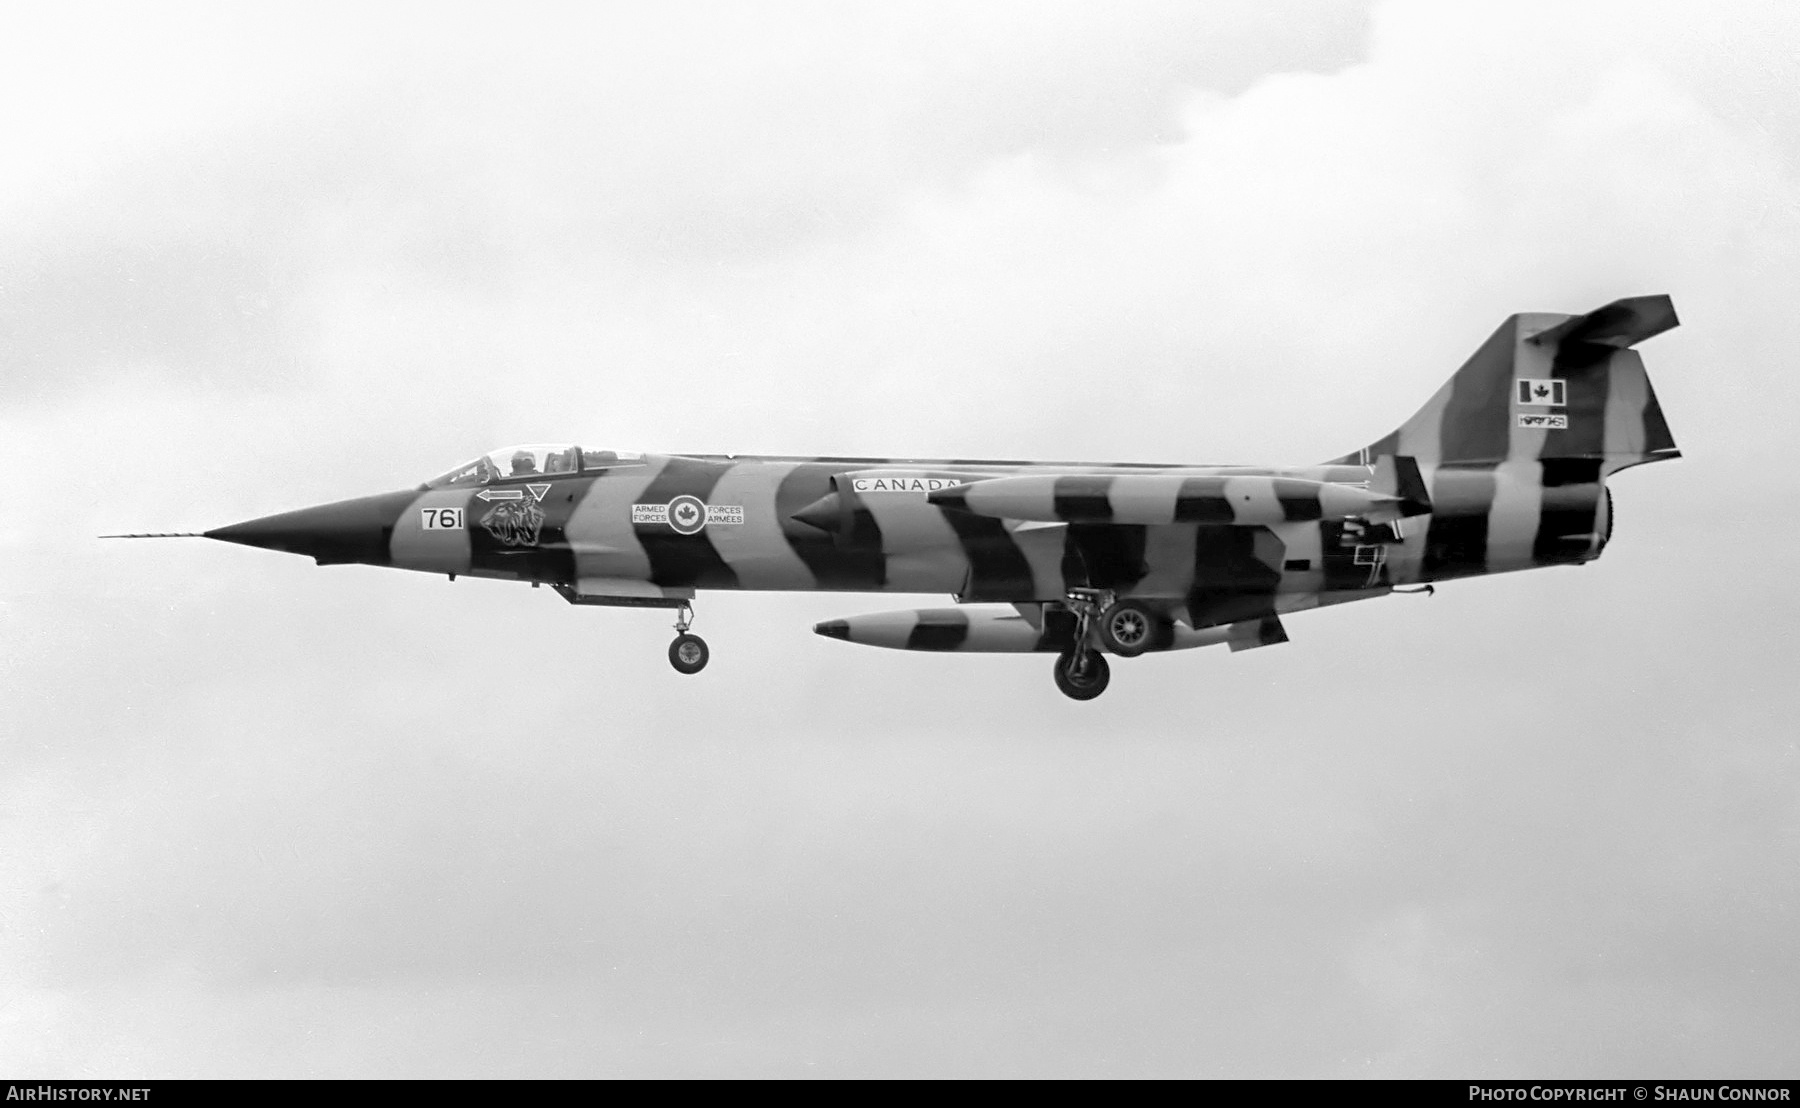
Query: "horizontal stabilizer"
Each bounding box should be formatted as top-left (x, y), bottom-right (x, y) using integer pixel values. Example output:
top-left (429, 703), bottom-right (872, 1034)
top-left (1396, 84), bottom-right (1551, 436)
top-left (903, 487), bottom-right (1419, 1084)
top-left (1526, 294), bottom-right (1678, 349)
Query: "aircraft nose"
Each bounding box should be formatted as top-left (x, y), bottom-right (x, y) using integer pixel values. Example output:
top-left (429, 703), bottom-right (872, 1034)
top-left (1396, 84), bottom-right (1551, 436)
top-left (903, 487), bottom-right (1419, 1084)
top-left (205, 488), bottom-right (418, 566)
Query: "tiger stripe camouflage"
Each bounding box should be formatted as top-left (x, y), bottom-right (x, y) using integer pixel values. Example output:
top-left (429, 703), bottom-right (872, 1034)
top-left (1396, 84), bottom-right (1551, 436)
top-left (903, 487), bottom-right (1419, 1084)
top-left (164, 295), bottom-right (1680, 699)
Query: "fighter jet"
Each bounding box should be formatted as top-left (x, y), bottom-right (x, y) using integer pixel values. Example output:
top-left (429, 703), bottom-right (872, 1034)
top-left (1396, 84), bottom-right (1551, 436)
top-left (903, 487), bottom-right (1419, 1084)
top-left (109, 295), bottom-right (1681, 700)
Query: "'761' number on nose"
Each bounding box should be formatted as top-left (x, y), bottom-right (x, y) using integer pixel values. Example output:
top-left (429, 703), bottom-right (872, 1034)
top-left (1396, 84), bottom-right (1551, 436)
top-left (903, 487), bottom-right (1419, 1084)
top-left (422, 507), bottom-right (464, 530)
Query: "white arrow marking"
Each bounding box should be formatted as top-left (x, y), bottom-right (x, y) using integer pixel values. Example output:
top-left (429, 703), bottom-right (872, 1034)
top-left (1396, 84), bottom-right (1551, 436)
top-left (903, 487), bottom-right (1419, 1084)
top-left (477, 488), bottom-right (525, 501)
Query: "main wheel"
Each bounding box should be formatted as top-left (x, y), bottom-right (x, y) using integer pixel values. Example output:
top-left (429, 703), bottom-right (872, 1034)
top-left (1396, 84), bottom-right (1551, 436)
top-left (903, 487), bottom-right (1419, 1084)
top-left (1053, 649), bottom-right (1111, 700)
top-left (669, 633), bottom-right (710, 675)
top-left (1098, 599), bottom-right (1157, 657)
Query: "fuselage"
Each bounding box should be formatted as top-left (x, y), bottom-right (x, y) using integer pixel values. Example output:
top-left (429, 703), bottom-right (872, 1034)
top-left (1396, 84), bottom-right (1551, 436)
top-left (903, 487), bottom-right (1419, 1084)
top-left (210, 450), bottom-right (1610, 632)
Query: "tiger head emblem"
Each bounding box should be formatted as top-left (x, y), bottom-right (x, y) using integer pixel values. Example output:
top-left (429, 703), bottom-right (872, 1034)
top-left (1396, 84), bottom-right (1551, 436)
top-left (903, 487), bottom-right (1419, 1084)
top-left (481, 500), bottom-right (546, 547)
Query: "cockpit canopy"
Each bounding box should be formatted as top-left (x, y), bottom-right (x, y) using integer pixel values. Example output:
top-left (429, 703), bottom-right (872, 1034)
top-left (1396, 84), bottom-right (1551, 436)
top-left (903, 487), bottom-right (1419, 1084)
top-left (425, 443), bottom-right (645, 488)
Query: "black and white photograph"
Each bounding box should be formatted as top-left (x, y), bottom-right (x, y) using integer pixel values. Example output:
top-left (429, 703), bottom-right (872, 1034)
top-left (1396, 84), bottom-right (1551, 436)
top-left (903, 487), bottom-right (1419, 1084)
top-left (3, 0), bottom-right (1796, 1080)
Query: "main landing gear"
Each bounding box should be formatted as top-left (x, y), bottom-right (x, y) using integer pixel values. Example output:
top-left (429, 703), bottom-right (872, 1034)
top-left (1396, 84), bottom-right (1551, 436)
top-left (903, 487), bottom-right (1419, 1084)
top-left (668, 603), bottom-right (709, 675)
top-left (1096, 598), bottom-right (1157, 657)
top-left (1053, 648), bottom-right (1110, 701)
top-left (1047, 591), bottom-right (1168, 700)
top-left (1053, 588), bottom-right (1142, 701)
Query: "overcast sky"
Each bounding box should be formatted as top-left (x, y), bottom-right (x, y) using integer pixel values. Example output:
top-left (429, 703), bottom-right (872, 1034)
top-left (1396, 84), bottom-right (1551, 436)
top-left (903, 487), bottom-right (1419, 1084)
top-left (3, 0), bottom-right (1797, 1078)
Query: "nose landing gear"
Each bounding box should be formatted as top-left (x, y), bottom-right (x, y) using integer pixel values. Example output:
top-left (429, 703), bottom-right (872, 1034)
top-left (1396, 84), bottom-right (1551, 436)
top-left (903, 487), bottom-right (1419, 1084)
top-left (668, 603), bottom-right (709, 675)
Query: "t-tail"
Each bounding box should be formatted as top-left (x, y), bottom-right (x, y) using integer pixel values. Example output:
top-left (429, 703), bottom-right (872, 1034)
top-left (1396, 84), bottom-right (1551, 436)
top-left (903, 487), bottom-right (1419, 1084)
top-left (1333, 294), bottom-right (1681, 583)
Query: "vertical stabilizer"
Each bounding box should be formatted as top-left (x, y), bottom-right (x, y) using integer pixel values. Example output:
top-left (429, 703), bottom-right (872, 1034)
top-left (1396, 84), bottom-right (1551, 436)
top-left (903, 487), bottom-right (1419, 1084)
top-left (1334, 295), bottom-right (1680, 475)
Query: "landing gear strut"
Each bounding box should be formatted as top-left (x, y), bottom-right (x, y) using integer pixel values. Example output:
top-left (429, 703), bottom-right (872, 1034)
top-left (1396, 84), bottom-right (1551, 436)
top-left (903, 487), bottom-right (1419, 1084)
top-left (1053, 587), bottom-right (1115, 700)
top-left (668, 603), bottom-right (709, 675)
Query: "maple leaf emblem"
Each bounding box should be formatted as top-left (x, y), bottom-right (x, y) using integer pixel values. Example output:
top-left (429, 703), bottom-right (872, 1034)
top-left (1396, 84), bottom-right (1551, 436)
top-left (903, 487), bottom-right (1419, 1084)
top-left (676, 503), bottom-right (699, 525)
top-left (1534, 384), bottom-right (1550, 398)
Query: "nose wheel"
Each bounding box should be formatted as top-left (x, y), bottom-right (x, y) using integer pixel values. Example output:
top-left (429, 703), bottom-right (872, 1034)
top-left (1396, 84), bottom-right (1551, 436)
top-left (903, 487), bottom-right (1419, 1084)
top-left (668, 603), bottom-right (709, 675)
top-left (669, 634), bottom-right (709, 674)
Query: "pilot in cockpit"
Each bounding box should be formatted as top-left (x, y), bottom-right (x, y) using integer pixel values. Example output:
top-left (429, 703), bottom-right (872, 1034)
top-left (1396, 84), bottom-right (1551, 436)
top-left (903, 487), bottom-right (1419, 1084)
top-left (509, 451), bottom-right (539, 477)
